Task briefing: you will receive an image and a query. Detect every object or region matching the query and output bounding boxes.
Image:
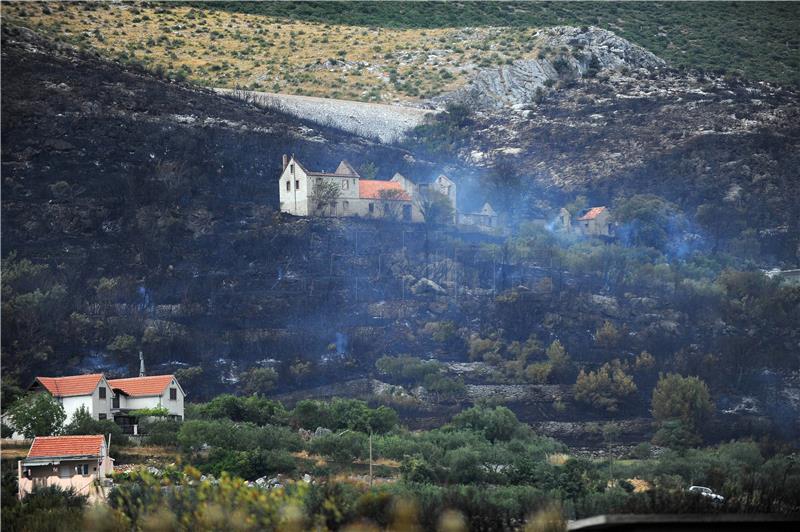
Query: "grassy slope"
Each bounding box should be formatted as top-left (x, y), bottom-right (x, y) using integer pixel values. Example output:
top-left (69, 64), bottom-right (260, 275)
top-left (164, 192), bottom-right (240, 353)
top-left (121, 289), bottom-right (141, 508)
top-left (203, 0), bottom-right (800, 86)
top-left (3, 1), bottom-right (798, 107)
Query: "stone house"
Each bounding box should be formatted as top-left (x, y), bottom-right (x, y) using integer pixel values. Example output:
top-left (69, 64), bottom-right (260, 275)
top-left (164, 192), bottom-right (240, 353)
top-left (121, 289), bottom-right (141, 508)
top-left (555, 206), bottom-right (614, 237)
top-left (457, 202), bottom-right (500, 231)
top-left (29, 374), bottom-right (114, 423)
top-left (18, 435), bottom-right (114, 502)
top-left (278, 155), bottom-right (417, 221)
top-left (575, 206), bottom-right (614, 237)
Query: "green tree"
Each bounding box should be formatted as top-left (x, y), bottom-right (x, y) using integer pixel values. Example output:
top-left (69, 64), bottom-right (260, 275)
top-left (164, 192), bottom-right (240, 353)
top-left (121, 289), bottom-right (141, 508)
top-left (613, 194), bottom-right (687, 251)
top-left (64, 406), bottom-right (127, 446)
top-left (238, 367), bottom-right (278, 396)
top-left (594, 321), bottom-right (620, 349)
top-left (450, 406), bottom-right (522, 443)
top-left (651, 373), bottom-right (714, 445)
top-left (8, 393), bottom-right (66, 438)
top-left (310, 179), bottom-right (341, 215)
top-left (574, 360), bottom-right (637, 413)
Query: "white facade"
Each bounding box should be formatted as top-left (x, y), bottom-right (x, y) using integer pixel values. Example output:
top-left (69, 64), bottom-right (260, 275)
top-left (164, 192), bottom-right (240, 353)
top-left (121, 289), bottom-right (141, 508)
top-left (32, 375), bottom-right (114, 423)
top-left (110, 376), bottom-right (185, 420)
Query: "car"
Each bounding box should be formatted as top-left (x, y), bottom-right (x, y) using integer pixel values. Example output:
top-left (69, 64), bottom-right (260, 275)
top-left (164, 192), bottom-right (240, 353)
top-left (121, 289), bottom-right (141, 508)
top-left (688, 485), bottom-right (725, 503)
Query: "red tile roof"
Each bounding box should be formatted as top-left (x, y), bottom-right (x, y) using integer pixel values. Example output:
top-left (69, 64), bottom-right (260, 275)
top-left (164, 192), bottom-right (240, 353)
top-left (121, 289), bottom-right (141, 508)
top-left (108, 375), bottom-right (174, 397)
top-left (28, 435), bottom-right (105, 458)
top-left (33, 374), bottom-right (103, 397)
top-left (359, 180), bottom-right (411, 200)
top-left (577, 206), bottom-right (607, 221)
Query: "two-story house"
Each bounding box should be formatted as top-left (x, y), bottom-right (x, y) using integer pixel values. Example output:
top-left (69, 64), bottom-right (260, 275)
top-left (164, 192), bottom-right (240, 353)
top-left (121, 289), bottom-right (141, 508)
top-left (29, 374), bottom-right (114, 423)
top-left (18, 435), bottom-right (114, 502)
top-left (108, 375), bottom-right (185, 434)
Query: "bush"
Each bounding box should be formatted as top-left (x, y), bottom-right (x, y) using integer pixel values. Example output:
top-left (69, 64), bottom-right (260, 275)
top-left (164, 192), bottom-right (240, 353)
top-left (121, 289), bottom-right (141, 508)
top-left (140, 418), bottom-right (181, 447)
top-left (308, 431), bottom-right (368, 462)
top-left (574, 360), bottom-right (637, 413)
top-left (200, 448), bottom-right (296, 480)
top-left (450, 406), bottom-right (523, 443)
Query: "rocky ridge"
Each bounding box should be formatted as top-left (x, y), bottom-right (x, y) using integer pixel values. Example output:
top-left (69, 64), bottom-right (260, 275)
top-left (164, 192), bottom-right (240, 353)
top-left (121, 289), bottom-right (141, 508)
top-left (437, 26), bottom-right (666, 109)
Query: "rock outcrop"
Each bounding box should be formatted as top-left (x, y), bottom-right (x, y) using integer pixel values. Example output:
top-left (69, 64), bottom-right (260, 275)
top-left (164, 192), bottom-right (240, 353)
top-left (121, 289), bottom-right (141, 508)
top-left (437, 26), bottom-right (666, 109)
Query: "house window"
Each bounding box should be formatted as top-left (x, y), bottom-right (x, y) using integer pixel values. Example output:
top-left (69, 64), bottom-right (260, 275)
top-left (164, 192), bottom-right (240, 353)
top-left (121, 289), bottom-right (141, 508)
top-left (99, 387), bottom-right (106, 399)
top-left (170, 388), bottom-right (177, 401)
top-left (342, 180), bottom-right (349, 190)
top-left (368, 203), bottom-right (374, 214)
top-left (99, 413), bottom-right (107, 420)
top-left (79, 464), bottom-right (89, 475)
top-left (112, 395), bottom-right (119, 409)
top-left (286, 181), bottom-right (291, 192)
top-left (59, 465), bottom-right (71, 478)
top-left (295, 180), bottom-right (300, 190)
top-left (290, 164), bottom-right (295, 174)
top-left (343, 201), bottom-right (349, 212)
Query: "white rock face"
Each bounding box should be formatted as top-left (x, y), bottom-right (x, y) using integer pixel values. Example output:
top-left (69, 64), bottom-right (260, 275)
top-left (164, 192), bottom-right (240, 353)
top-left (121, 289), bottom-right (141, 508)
top-left (437, 26), bottom-right (666, 109)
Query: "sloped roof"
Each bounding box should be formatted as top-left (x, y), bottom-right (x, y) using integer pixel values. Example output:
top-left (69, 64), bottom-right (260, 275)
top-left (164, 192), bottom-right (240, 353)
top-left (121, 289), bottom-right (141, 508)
top-left (480, 203), bottom-right (497, 216)
top-left (108, 375), bottom-right (174, 397)
top-left (291, 156), bottom-right (360, 178)
top-left (577, 206), bottom-right (607, 221)
top-left (33, 374), bottom-right (103, 397)
top-left (28, 435), bottom-right (105, 458)
top-left (334, 160), bottom-right (360, 177)
top-left (359, 180), bottom-right (411, 200)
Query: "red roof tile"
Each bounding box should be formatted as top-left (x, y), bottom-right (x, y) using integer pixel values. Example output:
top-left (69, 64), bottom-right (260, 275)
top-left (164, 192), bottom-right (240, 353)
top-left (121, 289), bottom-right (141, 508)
top-left (33, 374), bottom-right (103, 397)
top-left (108, 375), bottom-right (174, 397)
top-left (577, 206), bottom-right (607, 221)
top-left (359, 180), bottom-right (410, 200)
top-left (28, 435), bottom-right (105, 458)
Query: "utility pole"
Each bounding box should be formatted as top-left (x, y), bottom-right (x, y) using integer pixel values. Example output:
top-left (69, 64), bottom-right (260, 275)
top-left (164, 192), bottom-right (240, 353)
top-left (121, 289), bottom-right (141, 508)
top-left (369, 430), bottom-right (373, 489)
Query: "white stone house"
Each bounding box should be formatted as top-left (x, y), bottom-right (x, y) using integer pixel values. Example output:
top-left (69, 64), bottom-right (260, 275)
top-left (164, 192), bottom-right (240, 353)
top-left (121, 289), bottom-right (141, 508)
top-left (107, 375), bottom-right (185, 434)
top-left (278, 155), bottom-right (417, 221)
top-left (29, 374), bottom-right (114, 423)
top-left (18, 435), bottom-right (114, 502)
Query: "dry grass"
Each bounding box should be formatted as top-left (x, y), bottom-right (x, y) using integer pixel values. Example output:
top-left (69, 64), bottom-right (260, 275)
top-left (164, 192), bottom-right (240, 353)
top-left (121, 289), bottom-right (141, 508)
top-left (2, 2), bottom-right (543, 102)
top-left (546, 453), bottom-right (570, 466)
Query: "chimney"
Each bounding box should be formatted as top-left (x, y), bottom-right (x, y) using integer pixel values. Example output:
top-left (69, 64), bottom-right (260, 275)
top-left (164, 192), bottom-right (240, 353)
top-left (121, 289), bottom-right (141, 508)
top-left (282, 154), bottom-right (289, 171)
top-left (139, 351), bottom-right (145, 377)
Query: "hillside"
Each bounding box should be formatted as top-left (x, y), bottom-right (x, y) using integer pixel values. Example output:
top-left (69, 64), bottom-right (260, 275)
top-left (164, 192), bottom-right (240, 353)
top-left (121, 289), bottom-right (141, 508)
top-left (2, 23), bottom-right (799, 445)
top-left (4, 1), bottom-right (799, 106)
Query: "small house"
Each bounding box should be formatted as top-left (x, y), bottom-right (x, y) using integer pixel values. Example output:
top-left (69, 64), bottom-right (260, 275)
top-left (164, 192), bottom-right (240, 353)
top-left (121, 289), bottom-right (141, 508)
top-left (18, 435), bottom-right (113, 501)
top-left (575, 206), bottom-right (614, 237)
top-left (29, 374), bottom-right (114, 423)
top-left (457, 202), bottom-right (499, 231)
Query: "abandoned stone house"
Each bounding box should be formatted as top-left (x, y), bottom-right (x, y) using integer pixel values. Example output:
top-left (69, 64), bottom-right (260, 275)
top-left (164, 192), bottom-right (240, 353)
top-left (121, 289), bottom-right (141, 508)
top-left (557, 206), bottom-right (615, 237)
top-left (278, 155), bottom-right (499, 231)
